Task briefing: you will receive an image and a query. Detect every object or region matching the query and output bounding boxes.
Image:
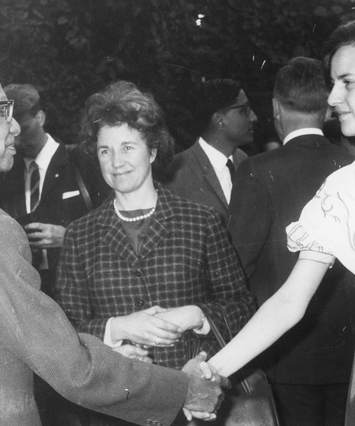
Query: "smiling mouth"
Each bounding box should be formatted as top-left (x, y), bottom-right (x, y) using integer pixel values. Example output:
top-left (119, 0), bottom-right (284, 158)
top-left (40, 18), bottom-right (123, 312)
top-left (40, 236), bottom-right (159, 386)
top-left (113, 171), bottom-right (131, 177)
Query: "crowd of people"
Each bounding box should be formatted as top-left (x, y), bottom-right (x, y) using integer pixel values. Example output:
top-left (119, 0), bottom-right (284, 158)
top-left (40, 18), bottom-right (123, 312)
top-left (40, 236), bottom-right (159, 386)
top-left (1, 17), bottom-right (355, 426)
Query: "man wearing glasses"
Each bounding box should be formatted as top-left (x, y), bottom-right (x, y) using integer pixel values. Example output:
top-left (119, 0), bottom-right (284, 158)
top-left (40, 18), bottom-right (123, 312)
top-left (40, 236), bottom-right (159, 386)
top-left (167, 78), bottom-right (257, 223)
top-left (228, 57), bottom-right (355, 426)
top-left (0, 85), bottom-right (224, 426)
top-left (0, 84), bottom-right (110, 300)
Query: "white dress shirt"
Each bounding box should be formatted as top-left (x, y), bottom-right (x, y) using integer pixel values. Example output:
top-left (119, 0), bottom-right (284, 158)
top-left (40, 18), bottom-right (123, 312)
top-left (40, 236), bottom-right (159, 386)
top-left (24, 134), bottom-right (59, 213)
top-left (198, 137), bottom-right (233, 204)
top-left (283, 128), bottom-right (323, 145)
top-left (24, 134), bottom-right (59, 270)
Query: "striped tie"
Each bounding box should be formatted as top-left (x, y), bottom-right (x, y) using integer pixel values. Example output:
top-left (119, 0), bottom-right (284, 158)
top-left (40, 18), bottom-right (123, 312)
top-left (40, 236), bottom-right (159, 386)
top-left (30, 160), bottom-right (40, 211)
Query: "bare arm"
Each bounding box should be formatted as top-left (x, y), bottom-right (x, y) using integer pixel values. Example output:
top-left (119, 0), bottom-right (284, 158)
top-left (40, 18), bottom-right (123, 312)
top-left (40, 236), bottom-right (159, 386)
top-left (209, 257), bottom-right (329, 377)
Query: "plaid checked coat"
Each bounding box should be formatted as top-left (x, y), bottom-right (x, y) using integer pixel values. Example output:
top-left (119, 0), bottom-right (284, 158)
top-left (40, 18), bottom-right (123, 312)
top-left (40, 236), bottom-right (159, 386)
top-left (55, 185), bottom-right (256, 369)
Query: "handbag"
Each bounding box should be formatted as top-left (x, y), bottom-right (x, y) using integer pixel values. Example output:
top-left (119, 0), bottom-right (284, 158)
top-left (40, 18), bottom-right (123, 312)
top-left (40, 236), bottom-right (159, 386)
top-left (204, 314), bottom-right (280, 426)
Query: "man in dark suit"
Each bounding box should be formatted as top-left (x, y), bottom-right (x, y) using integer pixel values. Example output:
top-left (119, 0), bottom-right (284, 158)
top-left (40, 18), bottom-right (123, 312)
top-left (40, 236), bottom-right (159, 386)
top-left (0, 85), bottom-right (224, 426)
top-left (167, 79), bottom-right (257, 222)
top-left (228, 57), bottom-right (355, 426)
top-left (0, 83), bottom-right (110, 298)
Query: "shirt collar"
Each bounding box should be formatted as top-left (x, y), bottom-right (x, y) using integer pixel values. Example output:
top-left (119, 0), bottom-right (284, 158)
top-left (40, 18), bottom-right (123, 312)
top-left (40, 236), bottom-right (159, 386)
top-left (24, 134), bottom-right (59, 170)
top-left (283, 128), bottom-right (323, 145)
top-left (198, 137), bottom-right (231, 170)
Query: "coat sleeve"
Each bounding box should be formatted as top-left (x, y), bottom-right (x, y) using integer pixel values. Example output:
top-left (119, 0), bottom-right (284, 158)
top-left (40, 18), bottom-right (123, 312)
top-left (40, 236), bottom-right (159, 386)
top-left (228, 159), bottom-right (272, 279)
top-left (0, 217), bottom-right (188, 426)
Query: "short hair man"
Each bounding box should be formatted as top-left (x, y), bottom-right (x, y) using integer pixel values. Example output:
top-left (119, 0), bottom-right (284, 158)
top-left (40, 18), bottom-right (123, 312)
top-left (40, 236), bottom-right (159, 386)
top-left (0, 85), bottom-right (223, 425)
top-left (228, 57), bottom-right (355, 425)
top-left (1, 84), bottom-right (109, 298)
top-left (167, 78), bottom-right (257, 222)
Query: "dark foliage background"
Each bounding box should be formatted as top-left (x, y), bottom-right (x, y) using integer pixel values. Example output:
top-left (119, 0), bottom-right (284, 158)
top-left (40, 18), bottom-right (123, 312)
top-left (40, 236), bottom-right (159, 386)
top-left (1, 0), bottom-right (355, 151)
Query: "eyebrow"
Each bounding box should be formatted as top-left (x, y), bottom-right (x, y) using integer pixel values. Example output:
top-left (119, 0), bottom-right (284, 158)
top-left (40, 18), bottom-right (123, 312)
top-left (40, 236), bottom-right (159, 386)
top-left (97, 140), bottom-right (138, 148)
top-left (334, 72), bottom-right (355, 80)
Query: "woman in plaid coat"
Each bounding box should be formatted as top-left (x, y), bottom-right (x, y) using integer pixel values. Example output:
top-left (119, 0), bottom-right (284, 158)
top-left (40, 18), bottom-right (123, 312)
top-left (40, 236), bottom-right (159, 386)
top-left (54, 80), bottom-right (256, 425)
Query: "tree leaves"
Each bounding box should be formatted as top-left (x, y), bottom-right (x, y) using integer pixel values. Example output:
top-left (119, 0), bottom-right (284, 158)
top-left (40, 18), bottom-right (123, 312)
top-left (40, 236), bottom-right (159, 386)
top-left (0, 0), bottom-right (353, 149)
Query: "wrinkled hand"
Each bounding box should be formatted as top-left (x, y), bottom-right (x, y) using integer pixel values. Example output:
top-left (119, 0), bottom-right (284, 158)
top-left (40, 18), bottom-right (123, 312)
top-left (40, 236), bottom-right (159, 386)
top-left (111, 343), bottom-right (152, 363)
top-left (182, 352), bottom-right (230, 421)
top-left (111, 306), bottom-right (183, 347)
top-left (25, 223), bottom-right (66, 248)
top-left (156, 305), bottom-right (204, 332)
top-left (182, 352), bottom-right (228, 421)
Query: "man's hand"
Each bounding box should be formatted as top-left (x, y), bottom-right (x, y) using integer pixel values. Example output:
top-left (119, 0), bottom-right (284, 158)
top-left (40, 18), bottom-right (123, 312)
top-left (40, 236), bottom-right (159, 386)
top-left (183, 352), bottom-right (222, 383)
top-left (182, 352), bottom-right (229, 421)
top-left (25, 222), bottom-right (66, 248)
top-left (183, 372), bottom-right (223, 417)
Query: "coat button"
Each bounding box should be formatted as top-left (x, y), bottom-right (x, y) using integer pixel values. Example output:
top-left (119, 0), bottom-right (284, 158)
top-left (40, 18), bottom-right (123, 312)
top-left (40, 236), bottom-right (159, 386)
top-left (136, 299), bottom-right (145, 308)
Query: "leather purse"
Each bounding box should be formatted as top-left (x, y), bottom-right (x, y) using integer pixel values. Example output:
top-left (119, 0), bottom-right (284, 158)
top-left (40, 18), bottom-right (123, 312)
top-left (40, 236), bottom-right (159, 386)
top-left (205, 314), bottom-right (280, 426)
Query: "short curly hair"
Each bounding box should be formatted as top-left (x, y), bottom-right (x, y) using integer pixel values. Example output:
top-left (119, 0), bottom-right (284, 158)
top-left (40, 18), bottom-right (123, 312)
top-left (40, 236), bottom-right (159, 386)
top-left (80, 81), bottom-right (175, 179)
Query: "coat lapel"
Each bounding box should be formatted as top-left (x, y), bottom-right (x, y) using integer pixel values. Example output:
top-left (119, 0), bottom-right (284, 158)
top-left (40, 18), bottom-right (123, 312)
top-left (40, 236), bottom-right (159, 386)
top-left (96, 187), bottom-right (174, 262)
top-left (191, 142), bottom-right (228, 207)
top-left (138, 187), bottom-right (173, 259)
top-left (97, 199), bottom-right (138, 264)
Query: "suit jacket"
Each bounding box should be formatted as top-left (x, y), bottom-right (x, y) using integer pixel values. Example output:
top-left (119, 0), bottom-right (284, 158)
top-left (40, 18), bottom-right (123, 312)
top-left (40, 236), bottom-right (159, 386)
top-left (228, 134), bottom-right (355, 384)
top-left (0, 142), bottom-right (110, 274)
top-left (166, 141), bottom-right (247, 222)
top-left (55, 185), bottom-right (256, 371)
top-left (0, 209), bottom-right (188, 426)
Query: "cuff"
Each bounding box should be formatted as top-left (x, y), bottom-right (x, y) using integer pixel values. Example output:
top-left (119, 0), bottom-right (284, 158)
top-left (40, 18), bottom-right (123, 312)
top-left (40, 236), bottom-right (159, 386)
top-left (193, 314), bottom-right (210, 335)
top-left (103, 317), bottom-right (123, 348)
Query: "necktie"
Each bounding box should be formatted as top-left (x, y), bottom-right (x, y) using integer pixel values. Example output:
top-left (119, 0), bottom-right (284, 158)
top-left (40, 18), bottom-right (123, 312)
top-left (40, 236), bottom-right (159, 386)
top-left (30, 161), bottom-right (40, 212)
top-left (226, 158), bottom-right (235, 181)
top-left (29, 161), bottom-right (43, 269)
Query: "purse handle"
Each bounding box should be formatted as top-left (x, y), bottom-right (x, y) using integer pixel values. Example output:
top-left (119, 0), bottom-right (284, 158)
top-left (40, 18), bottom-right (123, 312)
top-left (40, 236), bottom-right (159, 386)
top-left (206, 311), bottom-right (250, 393)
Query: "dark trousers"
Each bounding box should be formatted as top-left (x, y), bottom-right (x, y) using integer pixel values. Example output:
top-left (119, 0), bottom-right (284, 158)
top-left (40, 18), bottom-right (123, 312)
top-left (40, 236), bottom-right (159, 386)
top-left (272, 382), bottom-right (348, 426)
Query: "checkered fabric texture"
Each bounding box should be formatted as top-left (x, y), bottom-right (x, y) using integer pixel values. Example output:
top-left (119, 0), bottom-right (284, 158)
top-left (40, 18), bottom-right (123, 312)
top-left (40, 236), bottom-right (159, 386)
top-left (55, 185), bottom-right (256, 369)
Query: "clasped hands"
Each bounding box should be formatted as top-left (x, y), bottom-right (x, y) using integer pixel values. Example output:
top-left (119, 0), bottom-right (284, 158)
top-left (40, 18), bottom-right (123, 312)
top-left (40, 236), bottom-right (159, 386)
top-left (110, 305), bottom-right (205, 362)
top-left (182, 351), bottom-right (229, 422)
top-left (110, 306), bottom-right (228, 420)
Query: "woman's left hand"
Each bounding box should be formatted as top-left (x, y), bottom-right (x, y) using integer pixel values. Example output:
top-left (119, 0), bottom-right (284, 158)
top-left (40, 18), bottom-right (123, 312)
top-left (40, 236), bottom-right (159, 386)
top-left (156, 305), bottom-right (204, 332)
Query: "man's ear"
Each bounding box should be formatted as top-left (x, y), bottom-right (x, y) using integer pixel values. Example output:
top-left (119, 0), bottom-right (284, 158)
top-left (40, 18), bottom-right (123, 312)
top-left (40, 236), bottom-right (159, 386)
top-left (35, 110), bottom-right (46, 127)
top-left (212, 111), bottom-right (224, 128)
top-left (272, 98), bottom-right (281, 119)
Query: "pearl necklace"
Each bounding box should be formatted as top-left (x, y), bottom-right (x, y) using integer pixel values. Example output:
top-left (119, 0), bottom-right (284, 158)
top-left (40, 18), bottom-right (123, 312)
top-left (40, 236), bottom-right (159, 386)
top-left (114, 199), bottom-right (156, 222)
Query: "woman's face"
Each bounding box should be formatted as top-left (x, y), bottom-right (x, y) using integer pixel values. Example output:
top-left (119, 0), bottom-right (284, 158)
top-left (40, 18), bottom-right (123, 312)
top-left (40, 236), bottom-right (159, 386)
top-left (328, 44), bottom-right (355, 137)
top-left (97, 123), bottom-right (156, 194)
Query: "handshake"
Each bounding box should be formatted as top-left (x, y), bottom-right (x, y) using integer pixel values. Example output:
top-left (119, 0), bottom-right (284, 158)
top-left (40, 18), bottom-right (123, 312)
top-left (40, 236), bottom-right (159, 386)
top-left (182, 352), bottom-right (229, 422)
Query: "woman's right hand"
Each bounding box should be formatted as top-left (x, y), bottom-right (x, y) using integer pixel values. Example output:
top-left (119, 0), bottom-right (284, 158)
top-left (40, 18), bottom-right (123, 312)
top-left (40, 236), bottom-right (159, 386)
top-left (112, 343), bottom-right (153, 363)
top-left (110, 306), bottom-right (183, 347)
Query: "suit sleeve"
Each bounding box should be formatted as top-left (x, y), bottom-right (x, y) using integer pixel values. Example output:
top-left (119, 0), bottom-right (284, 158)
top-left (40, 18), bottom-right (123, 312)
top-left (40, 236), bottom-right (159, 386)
top-left (228, 159), bottom-right (272, 279)
top-left (0, 219), bottom-right (188, 426)
top-left (197, 211), bottom-right (257, 344)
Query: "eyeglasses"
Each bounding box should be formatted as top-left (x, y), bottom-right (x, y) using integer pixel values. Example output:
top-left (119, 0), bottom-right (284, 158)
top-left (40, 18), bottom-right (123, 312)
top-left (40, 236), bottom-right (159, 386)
top-left (228, 102), bottom-right (252, 116)
top-left (0, 100), bottom-right (14, 122)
